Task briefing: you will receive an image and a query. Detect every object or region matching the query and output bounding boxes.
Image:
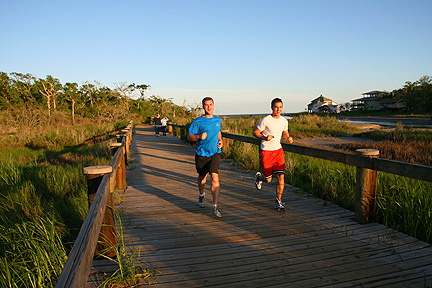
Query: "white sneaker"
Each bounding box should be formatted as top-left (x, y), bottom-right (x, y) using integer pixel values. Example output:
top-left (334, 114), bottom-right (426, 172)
top-left (212, 206), bottom-right (222, 218)
top-left (198, 195), bottom-right (205, 208)
top-left (255, 172), bottom-right (262, 190)
top-left (274, 199), bottom-right (285, 212)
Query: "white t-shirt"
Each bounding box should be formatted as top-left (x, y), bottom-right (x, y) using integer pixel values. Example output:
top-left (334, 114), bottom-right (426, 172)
top-left (256, 115), bottom-right (289, 151)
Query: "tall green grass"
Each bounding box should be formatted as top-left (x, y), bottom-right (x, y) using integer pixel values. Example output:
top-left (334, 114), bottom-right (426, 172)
top-left (221, 114), bottom-right (432, 244)
top-left (0, 122), bottom-right (121, 287)
top-left (0, 217), bottom-right (67, 288)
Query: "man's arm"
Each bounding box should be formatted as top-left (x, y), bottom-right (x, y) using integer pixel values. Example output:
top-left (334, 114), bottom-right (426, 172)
top-left (217, 131), bottom-right (223, 149)
top-left (253, 128), bottom-right (273, 141)
top-left (282, 130), bottom-right (293, 143)
top-left (187, 132), bottom-right (207, 142)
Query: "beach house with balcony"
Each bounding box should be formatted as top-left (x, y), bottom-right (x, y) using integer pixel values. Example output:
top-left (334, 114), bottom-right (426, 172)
top-left (307, 95), bottom-right (340, 113)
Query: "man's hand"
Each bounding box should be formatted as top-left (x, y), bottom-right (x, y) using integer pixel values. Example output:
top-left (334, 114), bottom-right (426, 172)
top-left (266, 135), bottom-right (274, 141)
top-left (200, 132), bottom-right (207, 140)
top-left (287, 136), bottom-right (293, 143)
top-left (217, 140), bottom-right (223, 149)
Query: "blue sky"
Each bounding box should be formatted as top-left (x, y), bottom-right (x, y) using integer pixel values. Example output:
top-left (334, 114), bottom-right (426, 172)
top-left (1, 0), bottom-right (431, 115)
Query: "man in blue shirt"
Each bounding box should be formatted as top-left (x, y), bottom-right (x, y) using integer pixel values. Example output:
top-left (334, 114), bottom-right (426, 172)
top-left (188, 97), bottom-right (223, 218)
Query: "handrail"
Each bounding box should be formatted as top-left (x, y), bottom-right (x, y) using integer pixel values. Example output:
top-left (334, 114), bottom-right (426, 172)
top-left (55, 122), bottom-right (132, 288)
top-left (221, 132), bottom-right (431, 183)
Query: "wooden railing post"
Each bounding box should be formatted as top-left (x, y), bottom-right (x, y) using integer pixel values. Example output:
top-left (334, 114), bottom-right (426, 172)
top-left (116, 133), bottom-right (124, 143)
top-left (221, 129), bottom-right (229, 158)
top-left (355, 149), bottom-right (380, 224)
top-left (168, 123), bottom-right (173, 134)
top-left (173, 124), bottom-right (178, 137)
top-left (180, 126), bottom-right (187, 140)
top-left (109, 142), bottom-right (122, 156)
top-left (121, 129), bottom-right (130, 154)
top-left (109, 143), bottom-right (126, 190)
top-left (83, 166), bottom-right (117, 257)
top-left (116, 133), bottom-right (128, 164)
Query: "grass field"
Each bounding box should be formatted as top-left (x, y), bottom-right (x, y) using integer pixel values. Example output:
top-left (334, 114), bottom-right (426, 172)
top-left (0, 120), bottom-right (124, 288)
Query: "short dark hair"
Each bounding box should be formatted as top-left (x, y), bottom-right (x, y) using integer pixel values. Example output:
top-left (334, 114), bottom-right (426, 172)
top-left (202, 97), bottom-right (214, 107)
top-left (271, 98), bottom-right (283, 108)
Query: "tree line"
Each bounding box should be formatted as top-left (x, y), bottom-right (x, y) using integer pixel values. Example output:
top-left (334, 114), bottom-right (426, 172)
top-left (338, 75), bottom-right (432, 114)
top-left (388, 75), bottom-right (432, 113)
top-left (0, 71), bottom-right (194, 125)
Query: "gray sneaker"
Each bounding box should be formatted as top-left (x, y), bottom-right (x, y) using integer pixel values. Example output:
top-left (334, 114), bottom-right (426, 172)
top-left (255, 172), bottom-right (262, 190)
top-left (198, 195), bottom-right (205, 208)
top-left (274, 199), bottom-right (285, 212)
top-left (212, 206), bottom-right (222, 218)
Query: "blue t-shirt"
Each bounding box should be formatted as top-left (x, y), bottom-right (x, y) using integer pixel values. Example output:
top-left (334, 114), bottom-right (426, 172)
top-left (188, 115), bottom-right (222, 157)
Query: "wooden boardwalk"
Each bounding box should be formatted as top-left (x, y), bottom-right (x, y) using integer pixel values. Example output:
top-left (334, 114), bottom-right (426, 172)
top-left (88, 125), bottom-right (432, 287)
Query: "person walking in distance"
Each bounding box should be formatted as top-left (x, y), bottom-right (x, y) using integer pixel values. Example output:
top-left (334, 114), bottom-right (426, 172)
top-left (153, 114), bottom-right (162, 136)
top-left (187, 97), bottom-right (223, 218)
top-left (161, 116), bottom-right (169, 136)
top-left (253, 98), bottom-right (293, 211)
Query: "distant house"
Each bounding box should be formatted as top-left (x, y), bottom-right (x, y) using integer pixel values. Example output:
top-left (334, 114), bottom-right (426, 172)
top-left (352, 90), bottom-right (406, 111)
top-left (378, 98), bottom-right (406, 111)
top-left (307, 95), bottom-right (340, 113)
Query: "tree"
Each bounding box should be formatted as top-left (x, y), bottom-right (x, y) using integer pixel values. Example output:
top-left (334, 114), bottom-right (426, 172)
top-left (10, 72), bottom-right (36, 104)
top-left (0, 72), bottom-right (12, 107)
top-left (127, 83), bottom-right (150, 110)
top-left (148, 95), bottom-right (173, 116)
top-left (392, 75), bottom-right (432, 112)
top-left (81, 81), bottom-right (101, 107)
top-left (37, 75), bottom-right (62, 115)
top-left (340, 102), bottom-right (352, 112)
top-left (114, 81), bottom-right (131, 110)
top-left (63, 82), bottom-right (80, 125)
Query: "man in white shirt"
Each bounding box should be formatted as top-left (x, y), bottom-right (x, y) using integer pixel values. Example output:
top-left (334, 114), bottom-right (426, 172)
top-left (253, 98), bottom-right (293, 211)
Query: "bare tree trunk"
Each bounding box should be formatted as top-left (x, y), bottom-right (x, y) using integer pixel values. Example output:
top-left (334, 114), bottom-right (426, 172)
top-left (72, 99), bottom-right (75, 126)
top-left (39, 90), bottom-right (51, 116)
top-left (39, 82), bottom-right (58, 116)
top-left (52, 94), bottom-right (57, 111)
top-left (47, 96), bottom-right (51, 115)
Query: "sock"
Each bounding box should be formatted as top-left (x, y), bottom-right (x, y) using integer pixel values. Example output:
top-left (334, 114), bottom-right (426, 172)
top-left (199, 193), bottom-right (205, 197)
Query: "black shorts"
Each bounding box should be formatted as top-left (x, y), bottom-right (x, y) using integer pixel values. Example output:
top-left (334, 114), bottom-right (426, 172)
top-left (195, 153), bottom-right (221, 176)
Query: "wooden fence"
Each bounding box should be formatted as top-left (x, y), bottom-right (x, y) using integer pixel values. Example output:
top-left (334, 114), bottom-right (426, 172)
top-left (54, 122), bottom-right (133, 288)
top-left (169, 123), bottom-right (432, 223)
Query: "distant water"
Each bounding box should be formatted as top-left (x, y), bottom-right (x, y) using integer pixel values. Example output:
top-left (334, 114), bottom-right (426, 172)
top-left (338, 117), bottom-right (432, 129)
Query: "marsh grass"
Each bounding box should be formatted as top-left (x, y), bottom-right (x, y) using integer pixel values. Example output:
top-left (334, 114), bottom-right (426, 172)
top-left (338, 124), bottom-right (432, 166)
top-left (97, 213), bottom-right (159, 287)
top-left (221, 114), bottom-right (432, 244)
top-left (0, 121), bottom-right (123, 287)
top-left (0, 217), bottom-right (67, 288)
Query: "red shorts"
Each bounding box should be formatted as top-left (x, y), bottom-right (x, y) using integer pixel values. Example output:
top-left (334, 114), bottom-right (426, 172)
top-left (260, 148), bottom-right (285, 178)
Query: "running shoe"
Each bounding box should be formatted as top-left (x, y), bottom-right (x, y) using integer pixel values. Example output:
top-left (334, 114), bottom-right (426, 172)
top-left (255, 172), bottom-right (262, 190)
top-left (198, 195), bottom-right (205, 208)
top-left (274, 199), bottom-right (285, 212)
top-left (212, 206), bottom-right (222, 218)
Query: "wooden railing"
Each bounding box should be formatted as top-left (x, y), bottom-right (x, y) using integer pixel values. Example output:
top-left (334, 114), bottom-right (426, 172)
top-left (169, 123), bottom-right (432, 223)
top-left (55, 122), bottom-right (133, 288)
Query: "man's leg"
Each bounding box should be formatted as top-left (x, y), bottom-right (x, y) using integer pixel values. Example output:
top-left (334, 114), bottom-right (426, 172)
top-left (275, 173), bottom-right (284, 201)
top-left (198, 174), bottom-right (207, 195)
top-left (210, 172), bottom-right (220, 206)
top-left (259, 173), bottom-right (272, 183)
